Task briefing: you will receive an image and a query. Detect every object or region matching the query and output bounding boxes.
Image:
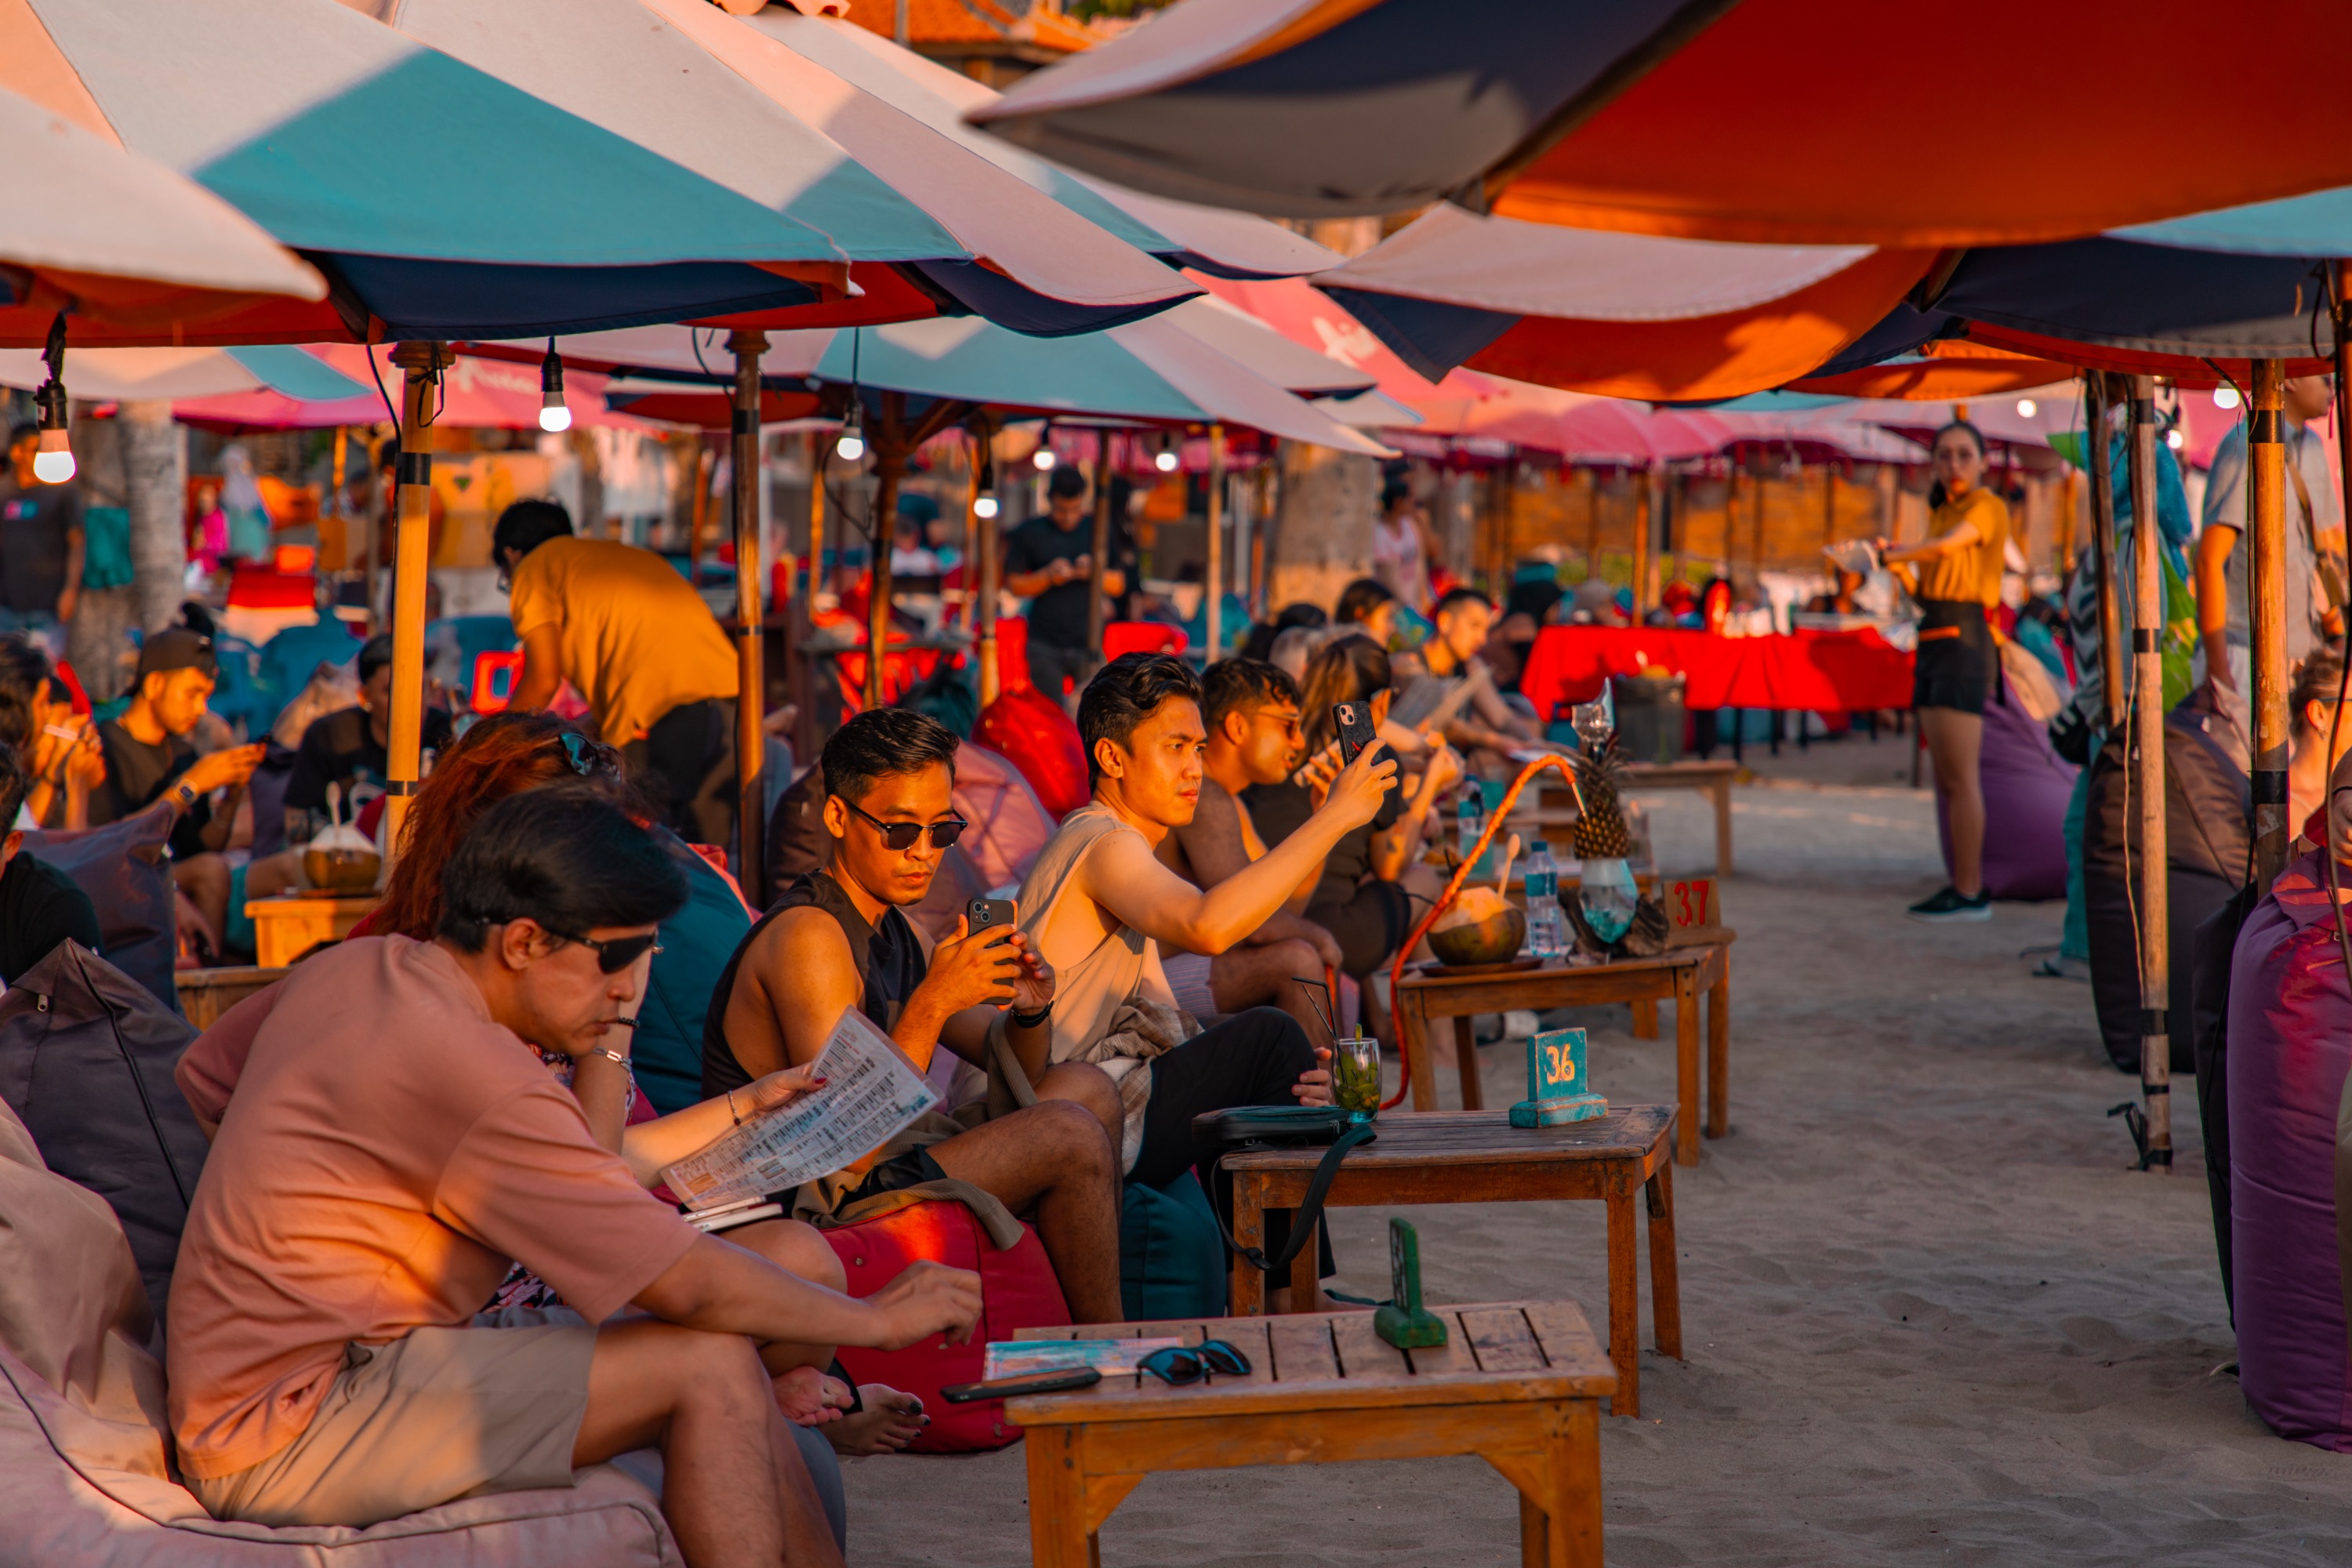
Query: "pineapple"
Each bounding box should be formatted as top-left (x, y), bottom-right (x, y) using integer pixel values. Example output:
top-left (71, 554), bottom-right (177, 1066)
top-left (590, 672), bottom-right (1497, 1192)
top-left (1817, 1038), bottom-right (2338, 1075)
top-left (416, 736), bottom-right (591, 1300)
top-left (1572, 731), bottom-right (1634, 860)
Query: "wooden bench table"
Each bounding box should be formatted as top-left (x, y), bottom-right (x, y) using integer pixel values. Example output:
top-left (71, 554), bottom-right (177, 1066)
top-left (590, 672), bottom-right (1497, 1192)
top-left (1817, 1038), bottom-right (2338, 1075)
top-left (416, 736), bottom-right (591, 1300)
top-left (244, 892), bottom-right (378, 968)
top-left (1011, 1300), bottom-right (1615, 1568)
top-left (1395, 946), bottom-right (1731, 1164)
top-left (1224, 1106), bottom-right (1679, 1416)
top-left (1535, 757), bottom-right (1737, 877)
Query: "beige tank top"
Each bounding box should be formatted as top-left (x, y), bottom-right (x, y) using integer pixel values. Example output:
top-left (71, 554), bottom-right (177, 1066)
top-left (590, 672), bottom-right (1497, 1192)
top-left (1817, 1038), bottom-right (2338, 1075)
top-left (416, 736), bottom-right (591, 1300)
top-left (1015, 804), bottom-right (1174, 1062)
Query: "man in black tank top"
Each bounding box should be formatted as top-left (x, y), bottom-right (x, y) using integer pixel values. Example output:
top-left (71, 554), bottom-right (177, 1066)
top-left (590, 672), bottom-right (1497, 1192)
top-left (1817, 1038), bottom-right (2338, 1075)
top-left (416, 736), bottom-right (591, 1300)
top-left (704, 710), bottom-right (1127, 1324)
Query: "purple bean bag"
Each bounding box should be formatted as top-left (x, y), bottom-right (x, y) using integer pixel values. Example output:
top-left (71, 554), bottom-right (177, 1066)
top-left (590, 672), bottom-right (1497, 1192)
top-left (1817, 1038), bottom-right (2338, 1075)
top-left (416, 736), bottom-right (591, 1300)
top-left (1936, 671), bottom-right (2075, 900)
top-left (2227, 850), bottom-right (2352, 1450)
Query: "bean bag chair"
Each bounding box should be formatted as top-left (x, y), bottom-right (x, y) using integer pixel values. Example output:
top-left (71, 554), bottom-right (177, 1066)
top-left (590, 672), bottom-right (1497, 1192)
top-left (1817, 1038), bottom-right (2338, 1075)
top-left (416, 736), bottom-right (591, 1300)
top-left (972, 686), bottom-right (1088, 819)
top-left (629, 832), bottom-right (753, 1116)
top-left (950, 742), bottom-right (1056, 891)
top-left (822, 1200), bottom-right (1070, 1453)
top-left (1935, 657), bottom-right (2075, 901)
top-left (2083, 697), bottom-right (2249, 1073)
top-left (1120, 1170), bottom-right (1226, 1322)
top-left (2190, 880), bottom-right (2266, 1322)
top-left (2227, 850), bottom-right (2352, 1450)
top-left (20, 802), bottom-right (180, 1015)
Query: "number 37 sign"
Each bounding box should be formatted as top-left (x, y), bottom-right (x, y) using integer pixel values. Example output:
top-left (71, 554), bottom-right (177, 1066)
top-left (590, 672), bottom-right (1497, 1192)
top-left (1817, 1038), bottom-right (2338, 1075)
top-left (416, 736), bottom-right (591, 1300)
top-left (1662, 876), bottom-right (1727, 949)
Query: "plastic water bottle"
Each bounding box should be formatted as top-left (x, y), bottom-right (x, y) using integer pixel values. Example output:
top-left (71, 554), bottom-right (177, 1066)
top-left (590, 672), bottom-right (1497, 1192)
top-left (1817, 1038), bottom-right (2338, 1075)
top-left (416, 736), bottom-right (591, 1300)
top-left (1456, 789), bottom-right (1485, 870)
top-left (1522, 841), bottom-right (1568, 960)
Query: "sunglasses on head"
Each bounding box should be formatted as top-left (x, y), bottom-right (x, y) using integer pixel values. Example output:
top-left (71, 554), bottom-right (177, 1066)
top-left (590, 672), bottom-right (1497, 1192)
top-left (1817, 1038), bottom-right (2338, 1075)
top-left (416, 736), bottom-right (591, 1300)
top-left (844, 797), bottom-right (967, 851)
top-left (1139, 1340), bottom-right (1251, 1387)
top-left (551, 930), bottom-right (662, 974)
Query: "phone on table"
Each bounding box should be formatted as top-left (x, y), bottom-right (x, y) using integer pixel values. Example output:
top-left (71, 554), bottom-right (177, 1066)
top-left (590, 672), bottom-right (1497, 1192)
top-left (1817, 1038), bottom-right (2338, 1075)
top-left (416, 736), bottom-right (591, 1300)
top-left (967, 897), bottom-right (1018, 947)
top-left (939, 1367), bottom-right (1100, 1403)
top-left (1332, 702), bottom-right (1380, 767)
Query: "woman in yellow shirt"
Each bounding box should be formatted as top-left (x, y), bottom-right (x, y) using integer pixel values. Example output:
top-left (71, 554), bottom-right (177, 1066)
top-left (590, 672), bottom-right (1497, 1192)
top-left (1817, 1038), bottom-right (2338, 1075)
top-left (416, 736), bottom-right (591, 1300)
top-left (1878, 422), bottom-right (2009, 922)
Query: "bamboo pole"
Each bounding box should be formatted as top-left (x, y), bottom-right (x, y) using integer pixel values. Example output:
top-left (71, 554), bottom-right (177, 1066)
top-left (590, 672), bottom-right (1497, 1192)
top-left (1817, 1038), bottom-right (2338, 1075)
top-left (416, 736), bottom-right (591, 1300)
top-left (1584, 468), bottom-right (1602, 579)
top-left (1822, 463), bottom-right (1838, 549)
top-left (328, 426), bottom-right (349, 579)
top-left (958, 437), bottom-right (978, 635)
top-left (799, 432), bottom-right (823, 768)
top-left (383, 341), bottom-right (451, 859)
top-left (688, 441), bottom-right (713, 588)
top-left (2086, 374), bottom-right (2125, 735)
top-left (2126, 375), bottom-right (2172, 1173)
top-left (977, 419), bottom-right (1001, 708)
top-left (2249, 360), bottom-right (2290, 891)
top-left (1629, 467), bottom-right (1651, 620)
top-left (726, 329), bottom-right (768, 906)
top-left (866, 392), bottom-right (904, 711)
top-left (1205, 423), bottom-right (1225, 661)
top-left (1088, 433), bottom-right (1114, 655)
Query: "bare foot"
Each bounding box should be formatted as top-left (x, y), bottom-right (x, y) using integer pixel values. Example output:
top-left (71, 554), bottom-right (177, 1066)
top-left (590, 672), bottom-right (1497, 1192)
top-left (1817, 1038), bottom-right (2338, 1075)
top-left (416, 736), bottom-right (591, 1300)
top-left (825, 1385), bottom-right (928, 1456)
top-left (774, 1366), bottom-right (852, 1425)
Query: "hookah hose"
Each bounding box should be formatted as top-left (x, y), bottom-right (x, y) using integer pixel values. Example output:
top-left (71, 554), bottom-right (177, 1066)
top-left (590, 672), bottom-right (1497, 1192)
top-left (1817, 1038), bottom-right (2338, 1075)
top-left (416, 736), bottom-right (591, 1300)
top-left (1381, 753), bottom-right (1585, 1110)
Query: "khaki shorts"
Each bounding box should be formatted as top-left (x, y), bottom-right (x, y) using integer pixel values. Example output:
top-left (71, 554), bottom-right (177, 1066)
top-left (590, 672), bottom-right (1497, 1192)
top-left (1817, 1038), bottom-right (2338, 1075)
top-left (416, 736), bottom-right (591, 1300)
top-left (187, 1306), bottom-right (597, 1529)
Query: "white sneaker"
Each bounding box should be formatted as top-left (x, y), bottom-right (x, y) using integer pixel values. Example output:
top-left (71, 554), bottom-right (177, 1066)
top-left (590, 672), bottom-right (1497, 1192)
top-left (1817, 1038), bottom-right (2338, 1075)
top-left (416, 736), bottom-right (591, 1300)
top-left (1503, 1009), bottom-right (1540, 1040)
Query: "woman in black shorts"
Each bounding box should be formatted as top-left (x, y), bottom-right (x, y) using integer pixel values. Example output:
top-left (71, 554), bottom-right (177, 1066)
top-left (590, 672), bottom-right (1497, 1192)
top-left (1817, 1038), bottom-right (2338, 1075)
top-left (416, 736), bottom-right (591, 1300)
top-left (1878, 422), bottom-right (2011, 922)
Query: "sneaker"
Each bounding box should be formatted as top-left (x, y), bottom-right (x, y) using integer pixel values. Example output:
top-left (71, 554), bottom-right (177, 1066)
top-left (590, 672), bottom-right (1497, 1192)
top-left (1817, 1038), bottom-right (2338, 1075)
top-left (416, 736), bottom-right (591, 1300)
top-left (1907, 886), bottom-right (1993, 923)
top-left (1503, 1009), bottom-right (1540, 1040)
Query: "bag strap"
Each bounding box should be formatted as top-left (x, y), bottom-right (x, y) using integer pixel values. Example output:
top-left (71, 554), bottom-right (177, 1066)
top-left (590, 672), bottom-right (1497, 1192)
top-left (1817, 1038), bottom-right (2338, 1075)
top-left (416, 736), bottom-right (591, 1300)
top-left (1206, 1120), bottom-right (1376, 1275)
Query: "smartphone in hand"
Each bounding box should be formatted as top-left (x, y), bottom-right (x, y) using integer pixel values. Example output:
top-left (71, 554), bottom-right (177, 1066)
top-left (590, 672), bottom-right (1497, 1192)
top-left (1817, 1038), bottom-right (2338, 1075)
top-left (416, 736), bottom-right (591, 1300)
top-left (967, 897), bottom-right (1018, 946)
top-left (1332, 702), bottom-right (1380, 767)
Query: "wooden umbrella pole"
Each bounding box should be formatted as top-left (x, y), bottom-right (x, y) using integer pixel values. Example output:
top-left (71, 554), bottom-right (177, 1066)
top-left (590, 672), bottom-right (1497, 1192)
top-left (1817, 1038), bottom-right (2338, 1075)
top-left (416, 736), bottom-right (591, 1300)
top-left (1629, 466), bottom-right (1650, 619)
top-left (866, 392), bottom-right (905, 712)
top-left (2125, 375), bottom-right (2172, 1172)
top-left (1089, 433), bottom-right (1115, 656)
top-left (799, 432), bottom-right (825, 767)
top-left (726, 329), bottom-right (768, 906)
top-left (977, 418), bottom-right (1001, 709)
top-left (2249, 359), bottom-right (2291, 890)
top-left (2085, 373), bottom-right (2125, 735)
top-left (1205, 423), bottom-right (1225, 660)
top-left (959, 433), bottom-right (978, 635)
top-left (383, 341), bottom-right (451, 860)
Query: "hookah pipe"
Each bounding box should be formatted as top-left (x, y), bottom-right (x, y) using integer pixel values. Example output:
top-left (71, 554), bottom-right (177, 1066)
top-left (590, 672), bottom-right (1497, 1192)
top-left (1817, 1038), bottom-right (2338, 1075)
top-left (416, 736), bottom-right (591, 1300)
top-left (1381, 753), bottom-right (1586, 1110)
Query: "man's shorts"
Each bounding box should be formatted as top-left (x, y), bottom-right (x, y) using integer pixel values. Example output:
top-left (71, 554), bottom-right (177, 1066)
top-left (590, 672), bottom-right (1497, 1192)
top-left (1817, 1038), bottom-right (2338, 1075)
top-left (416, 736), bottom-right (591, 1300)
top-left (185, 1306), bottom-right (597, 1529)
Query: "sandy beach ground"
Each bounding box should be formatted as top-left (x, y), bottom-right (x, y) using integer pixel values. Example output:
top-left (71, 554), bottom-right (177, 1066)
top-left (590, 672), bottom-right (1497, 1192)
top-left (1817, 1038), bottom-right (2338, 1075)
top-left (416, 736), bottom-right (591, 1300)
top-left (843, 738), bottom-right (2352, 1566)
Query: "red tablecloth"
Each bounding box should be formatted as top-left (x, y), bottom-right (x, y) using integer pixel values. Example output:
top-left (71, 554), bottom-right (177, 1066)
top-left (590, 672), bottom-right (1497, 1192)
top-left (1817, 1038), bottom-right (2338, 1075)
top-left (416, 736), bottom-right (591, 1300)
top-left (1516, 625), bottom-right (1915, 717)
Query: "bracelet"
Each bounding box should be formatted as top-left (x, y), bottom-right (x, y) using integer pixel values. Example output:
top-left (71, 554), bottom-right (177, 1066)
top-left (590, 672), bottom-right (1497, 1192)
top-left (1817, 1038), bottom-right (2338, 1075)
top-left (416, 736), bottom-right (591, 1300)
top-left (728, 1087), bottom-right (742, 1125)
top-left (1010, 1002), bottom-right (1052, 1029)
top-left (587, 1045), bottom-right (632, 1069)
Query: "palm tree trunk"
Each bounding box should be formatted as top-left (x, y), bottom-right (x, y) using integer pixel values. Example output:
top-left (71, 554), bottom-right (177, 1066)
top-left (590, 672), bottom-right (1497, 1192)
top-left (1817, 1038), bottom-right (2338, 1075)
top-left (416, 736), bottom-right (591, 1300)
top-left (121, 399), bottom-right (185, 636)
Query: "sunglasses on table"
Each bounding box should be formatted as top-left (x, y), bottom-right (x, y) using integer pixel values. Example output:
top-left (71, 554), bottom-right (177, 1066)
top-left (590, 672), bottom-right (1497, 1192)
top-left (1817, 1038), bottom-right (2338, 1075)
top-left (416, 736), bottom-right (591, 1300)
top-left (1139, 1340), bottom-right (1252, 1387)
top-left (552, 930), bottom-right (663, 974)
top-left (844, 797), bottom-right (968, 851)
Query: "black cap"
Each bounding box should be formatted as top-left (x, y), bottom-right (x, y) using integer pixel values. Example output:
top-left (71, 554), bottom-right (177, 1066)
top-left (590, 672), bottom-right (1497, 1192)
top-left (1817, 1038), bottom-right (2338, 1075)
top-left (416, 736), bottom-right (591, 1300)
top-left (136, 627), bottom-right (217, 681)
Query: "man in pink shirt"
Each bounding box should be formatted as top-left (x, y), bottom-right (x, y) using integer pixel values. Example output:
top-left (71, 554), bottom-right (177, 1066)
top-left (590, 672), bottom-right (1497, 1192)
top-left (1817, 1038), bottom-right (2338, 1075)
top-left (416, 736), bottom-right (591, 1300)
top-left (168, 788), bottom-right (978, 1567)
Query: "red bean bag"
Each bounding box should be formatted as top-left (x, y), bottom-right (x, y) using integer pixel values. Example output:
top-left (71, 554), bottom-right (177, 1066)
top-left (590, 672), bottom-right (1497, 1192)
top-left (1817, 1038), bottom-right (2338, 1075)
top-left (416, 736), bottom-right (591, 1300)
top-left (823, 1200), bottom-right (1071, 1453)
top-left (974, 686), bottom-right (1089, 819)
top-left (2226, 850), bottom-right (2352, 1450)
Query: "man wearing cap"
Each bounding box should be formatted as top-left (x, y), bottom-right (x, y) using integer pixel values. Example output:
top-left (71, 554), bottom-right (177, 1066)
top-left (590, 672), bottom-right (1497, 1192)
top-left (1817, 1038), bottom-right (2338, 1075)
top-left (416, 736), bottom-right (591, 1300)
top-left (283, 633), bottom-right (456, 848)
top-left (89, 627), bottom-right (265, 952)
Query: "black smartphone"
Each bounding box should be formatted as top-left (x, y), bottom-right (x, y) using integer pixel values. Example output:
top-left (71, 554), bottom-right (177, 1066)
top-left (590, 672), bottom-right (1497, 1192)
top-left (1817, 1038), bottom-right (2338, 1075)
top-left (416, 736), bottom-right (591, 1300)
top-left (967, 897), bottom-right (1018, 946)
top-left (1333, 702), bottom-right (1380, 766)
top-left (938, 1367), bottom-right (1102, 1403)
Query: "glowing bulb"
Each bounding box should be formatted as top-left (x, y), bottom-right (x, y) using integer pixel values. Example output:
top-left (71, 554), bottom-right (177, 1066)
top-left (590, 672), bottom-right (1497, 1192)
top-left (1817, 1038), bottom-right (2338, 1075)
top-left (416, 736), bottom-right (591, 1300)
top-left (2166, 428), bottom-right (2185, 450)
top-left (537, 340), bottom-right (572, 432)
top-left (974, 493), bottom-right (1000, 521)
top-left (1154, 448), bottom-right (1179, 473)
top-left (835, 430), bottom-right (866, 462)
top-left (2214, 385), bottom-right (2241, 410)
top-left (2014, 398), bottom-right (2036, 418)
top-left (1033, 448), bottom-right (1056, 471)
top-left (31, 432), bottom-right (73, 485)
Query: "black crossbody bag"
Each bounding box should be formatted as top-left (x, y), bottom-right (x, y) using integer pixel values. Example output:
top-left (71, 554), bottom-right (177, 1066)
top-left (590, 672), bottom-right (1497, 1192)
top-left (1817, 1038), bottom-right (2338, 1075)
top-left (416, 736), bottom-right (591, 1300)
top-left (1190, 1105), bottom-right (1376, 1274)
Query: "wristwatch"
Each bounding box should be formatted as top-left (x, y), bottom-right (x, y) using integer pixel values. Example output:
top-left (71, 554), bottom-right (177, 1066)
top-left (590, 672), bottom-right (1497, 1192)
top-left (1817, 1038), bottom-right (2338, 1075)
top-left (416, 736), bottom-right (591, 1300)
top-left (169, 780), bottom-right (200, 811)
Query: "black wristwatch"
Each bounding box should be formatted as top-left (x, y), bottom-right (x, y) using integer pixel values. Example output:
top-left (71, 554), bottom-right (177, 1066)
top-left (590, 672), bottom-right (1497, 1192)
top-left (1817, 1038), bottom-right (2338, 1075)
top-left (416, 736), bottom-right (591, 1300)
top-left (1010, 1002), bottom-right (1053, 1029)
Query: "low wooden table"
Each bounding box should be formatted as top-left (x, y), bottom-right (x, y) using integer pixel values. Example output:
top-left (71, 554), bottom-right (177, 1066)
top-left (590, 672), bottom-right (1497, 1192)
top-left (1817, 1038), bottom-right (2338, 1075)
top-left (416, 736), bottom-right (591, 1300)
top-left (176, 965), bottom-right (287, 1029)
top-left (1536, 757), bottom-right (1737, 877)
top-left (1395, 945), bottom-right (1731, 1164)
top-left (243, 892), bottom-right (377, 967)
top-left (1224, 1106), bottom-right (1679, 1416)
top-left (1011, 1301), bottom-right (1614, 1568)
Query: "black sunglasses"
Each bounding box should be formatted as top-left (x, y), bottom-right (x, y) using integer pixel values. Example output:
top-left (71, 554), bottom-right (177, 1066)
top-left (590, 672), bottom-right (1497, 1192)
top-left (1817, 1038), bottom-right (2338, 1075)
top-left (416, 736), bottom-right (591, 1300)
top-left (1139, 1340), bottom-right (1252, 1387)
top-left (844, 797), bottom-right (967, 851)
top-left (551, 930), bottom-right (663, 974)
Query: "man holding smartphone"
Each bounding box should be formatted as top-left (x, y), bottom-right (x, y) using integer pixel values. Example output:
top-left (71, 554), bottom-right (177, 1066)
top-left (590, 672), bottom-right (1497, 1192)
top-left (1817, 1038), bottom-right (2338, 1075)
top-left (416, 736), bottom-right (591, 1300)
top-left (703, 707), bottom-right (1127, 1325)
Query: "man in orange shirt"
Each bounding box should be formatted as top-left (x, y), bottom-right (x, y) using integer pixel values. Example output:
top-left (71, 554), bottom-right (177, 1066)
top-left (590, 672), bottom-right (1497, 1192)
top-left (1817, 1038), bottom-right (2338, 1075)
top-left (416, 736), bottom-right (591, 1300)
top-left (168, 789), bottom-right (978, 1564)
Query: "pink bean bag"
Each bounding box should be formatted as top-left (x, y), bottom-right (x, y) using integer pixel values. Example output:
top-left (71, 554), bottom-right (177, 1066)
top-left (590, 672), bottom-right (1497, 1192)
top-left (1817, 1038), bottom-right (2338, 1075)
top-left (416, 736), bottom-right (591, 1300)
top-left (1936, 665), bottom-right (2074, 900)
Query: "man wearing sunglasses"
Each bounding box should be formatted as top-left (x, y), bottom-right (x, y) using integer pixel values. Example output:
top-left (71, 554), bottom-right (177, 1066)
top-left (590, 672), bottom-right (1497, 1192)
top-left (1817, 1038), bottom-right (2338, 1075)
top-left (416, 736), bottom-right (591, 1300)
top-left (705, 708), bottom-right (1127, 1325)
top-left (166, 789), bottom-right (979, 1563)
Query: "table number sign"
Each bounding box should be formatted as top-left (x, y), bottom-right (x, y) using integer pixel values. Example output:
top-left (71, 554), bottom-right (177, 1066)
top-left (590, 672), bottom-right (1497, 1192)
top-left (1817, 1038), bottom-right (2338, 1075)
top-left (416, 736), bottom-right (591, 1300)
top-left (1661, 875), bottom-right (1730, 949)
top-left (1374, 1217), bottom-right (1448, 1349)
top-left (1511, 1026), bottom-right (1606, 1127)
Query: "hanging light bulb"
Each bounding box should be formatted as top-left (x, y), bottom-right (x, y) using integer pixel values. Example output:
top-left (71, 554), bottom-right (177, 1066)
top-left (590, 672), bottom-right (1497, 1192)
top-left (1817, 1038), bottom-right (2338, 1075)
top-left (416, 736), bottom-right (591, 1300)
top-left (974, 492), bottom-right (1000, 521)
top-left (1154, 446), bottom-right (1180, 473)
top-left (1033, 446), bottom-right (1056, 472)
top-left (537, 339), bottom-right (572, 434)
top-left (2214, 385), bottom-right (2241, 410)
top-left (835, 403), bottom-right (866, 463)
top-left (31, 315), bottom-right (72, 484)
top-left (973, 448), bottom-right (999, 519)
top-left (2166, 427), bottom-right (2186, 451)
top-left (2014, 397), bottom-right (2037, 418)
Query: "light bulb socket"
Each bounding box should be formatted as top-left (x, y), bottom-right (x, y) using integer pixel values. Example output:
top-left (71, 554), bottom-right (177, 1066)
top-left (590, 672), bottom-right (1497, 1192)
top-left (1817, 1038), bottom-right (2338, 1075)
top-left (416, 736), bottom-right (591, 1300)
top-left (537, 342), bottom-right (572, 432)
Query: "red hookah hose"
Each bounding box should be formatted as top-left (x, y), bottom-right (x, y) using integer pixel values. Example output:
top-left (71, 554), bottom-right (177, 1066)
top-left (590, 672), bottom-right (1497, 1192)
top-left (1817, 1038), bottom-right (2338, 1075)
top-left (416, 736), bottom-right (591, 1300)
top-left (1381, 753), bottom-right (1585, 1109)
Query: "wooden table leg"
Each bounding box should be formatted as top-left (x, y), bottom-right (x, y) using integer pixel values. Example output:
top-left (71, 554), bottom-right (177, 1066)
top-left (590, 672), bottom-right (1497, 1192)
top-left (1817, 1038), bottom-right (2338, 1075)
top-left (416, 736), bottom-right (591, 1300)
top-left (1672, 968), bottom-right (1700, 1166)
top-left (1707, 964), bottom-right (1730, 1141)
top-left (1519, 1490), bottom-right (1551, 1568)
top-left (1630, 996), bottom-right (1658, 1040)
top-left (1026, 1425), bottom-right (1094, 1568)
top-left (1645, 1158), bottom-right (1682, 1360)
top-left (1402, 990), bottom-right (1438, 1112)
top-left (1288, 1210), bottom-right (1319, 1313)
top-left (1603, 1175), bottom-right (1639, 1417)
top-left (1454, 1014), bottom-right (1483, 1111)
top-left (1546, 1401), bottom-right (1606, 1568)
top-left (1718, 778), bottom-right (1735, 879)
top-left (1229, 1173), bottom-right (1265, 1316)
